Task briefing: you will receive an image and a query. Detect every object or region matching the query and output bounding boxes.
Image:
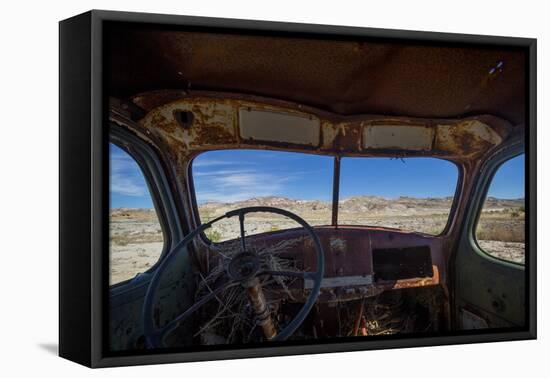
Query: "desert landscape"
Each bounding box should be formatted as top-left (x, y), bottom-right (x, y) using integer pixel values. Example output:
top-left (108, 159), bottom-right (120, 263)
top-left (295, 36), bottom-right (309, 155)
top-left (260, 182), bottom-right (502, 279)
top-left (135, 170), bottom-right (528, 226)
top-left (109, 196), bottom-right (524, 285)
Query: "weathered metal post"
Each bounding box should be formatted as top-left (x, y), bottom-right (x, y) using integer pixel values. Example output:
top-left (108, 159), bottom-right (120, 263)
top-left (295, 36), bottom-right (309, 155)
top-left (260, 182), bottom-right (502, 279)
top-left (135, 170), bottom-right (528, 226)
top-left (246, 278), bottom-right (277, 340)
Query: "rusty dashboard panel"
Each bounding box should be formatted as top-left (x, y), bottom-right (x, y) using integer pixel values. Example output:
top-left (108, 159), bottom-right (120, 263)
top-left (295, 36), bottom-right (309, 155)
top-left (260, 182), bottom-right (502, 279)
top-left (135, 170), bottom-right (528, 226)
top-left (204, 226), bottom-right (445, 304)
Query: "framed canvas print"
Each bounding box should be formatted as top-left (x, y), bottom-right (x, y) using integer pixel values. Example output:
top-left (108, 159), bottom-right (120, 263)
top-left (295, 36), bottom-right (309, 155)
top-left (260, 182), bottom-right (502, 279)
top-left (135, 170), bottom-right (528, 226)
top-left (59, 10), bottom-right (536, 368)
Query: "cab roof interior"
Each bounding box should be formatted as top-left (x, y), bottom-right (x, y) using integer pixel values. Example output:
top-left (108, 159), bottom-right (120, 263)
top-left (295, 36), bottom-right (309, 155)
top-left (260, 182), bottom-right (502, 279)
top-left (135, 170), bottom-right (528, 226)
top-left (107, 25), bottom-right (527, 126)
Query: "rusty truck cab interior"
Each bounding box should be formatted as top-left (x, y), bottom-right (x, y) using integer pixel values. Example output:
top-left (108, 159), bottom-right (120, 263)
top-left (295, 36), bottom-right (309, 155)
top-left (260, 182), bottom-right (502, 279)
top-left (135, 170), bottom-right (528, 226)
top-left (107, 25), bottom-right (526, 351)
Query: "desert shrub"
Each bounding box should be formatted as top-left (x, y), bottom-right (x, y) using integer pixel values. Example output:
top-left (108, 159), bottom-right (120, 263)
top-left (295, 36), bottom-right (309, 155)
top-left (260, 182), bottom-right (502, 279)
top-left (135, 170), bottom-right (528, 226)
top-left (110, 234), bottom-right (130, 246)
top-left (476, 220), bottom-right (524, 243)
top-left (206, 229), bottom-right (222, 243)
top-left (110, 231), bottom-right (163, 246)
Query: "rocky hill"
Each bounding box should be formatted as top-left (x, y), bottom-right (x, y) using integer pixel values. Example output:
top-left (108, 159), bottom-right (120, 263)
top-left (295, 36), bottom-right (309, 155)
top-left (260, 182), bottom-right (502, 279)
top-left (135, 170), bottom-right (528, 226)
top-left (198, 195), bottom-right (524, 218)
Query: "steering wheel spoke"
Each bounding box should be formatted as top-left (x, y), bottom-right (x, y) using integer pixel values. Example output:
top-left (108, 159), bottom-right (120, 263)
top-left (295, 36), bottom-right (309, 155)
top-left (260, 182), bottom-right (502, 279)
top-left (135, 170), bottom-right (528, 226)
top-left (238, 212), bottom-right (247, 252)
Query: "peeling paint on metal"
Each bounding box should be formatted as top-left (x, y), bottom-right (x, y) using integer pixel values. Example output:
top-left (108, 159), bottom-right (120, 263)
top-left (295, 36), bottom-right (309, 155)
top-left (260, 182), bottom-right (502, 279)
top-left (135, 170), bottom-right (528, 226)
top-left (435, 120), bottom-right (503, 158)
top-left (135, 93), bottom-right (511, 161)
top-left (329, 238), bottom-right (346, 253)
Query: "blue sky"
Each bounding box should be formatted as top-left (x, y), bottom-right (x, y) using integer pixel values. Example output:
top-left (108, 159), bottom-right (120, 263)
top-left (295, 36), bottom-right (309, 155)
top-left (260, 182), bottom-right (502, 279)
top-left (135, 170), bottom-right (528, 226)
top-left (110, 145), bottom-right (525, 208)
top-left (110, 144), bottom-right (153, 208)
top-left (192, 150), bottom-right (333, 203)
top-left (487, 154), bottom-right (525, 199)
top-left (339, 157), bottom-right (458, 199)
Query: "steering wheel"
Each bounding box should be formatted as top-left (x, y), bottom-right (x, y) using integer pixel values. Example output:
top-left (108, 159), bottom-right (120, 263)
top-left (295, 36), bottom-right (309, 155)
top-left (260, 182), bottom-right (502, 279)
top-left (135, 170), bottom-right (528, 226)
top-left (142, 206), bottom-right (325, 348)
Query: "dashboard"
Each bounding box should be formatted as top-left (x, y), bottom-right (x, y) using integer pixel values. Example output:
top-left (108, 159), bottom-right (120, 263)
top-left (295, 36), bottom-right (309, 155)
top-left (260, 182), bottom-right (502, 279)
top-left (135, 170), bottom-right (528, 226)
top-left (238, 226), bottom-right (445, 303)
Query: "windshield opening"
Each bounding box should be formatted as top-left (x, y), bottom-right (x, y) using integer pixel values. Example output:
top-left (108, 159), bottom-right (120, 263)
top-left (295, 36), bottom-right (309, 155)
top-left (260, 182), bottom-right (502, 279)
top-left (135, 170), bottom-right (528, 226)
top-left (192, 150), bottom-right (458, 241)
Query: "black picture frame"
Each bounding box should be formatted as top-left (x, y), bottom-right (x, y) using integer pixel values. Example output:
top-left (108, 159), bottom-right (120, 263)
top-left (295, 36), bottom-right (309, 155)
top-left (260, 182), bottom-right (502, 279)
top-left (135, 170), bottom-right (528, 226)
top-left (59, 9), bottom-right (536, 368)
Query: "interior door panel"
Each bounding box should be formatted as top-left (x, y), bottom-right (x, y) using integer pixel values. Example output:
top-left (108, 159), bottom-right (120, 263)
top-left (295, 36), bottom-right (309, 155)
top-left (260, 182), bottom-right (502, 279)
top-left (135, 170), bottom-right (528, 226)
top-left (453, 146), bottom-right (525, 329)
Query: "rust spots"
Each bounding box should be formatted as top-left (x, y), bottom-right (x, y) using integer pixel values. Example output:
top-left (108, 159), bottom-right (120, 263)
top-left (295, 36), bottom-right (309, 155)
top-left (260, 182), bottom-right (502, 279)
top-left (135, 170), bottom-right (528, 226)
top-left (375, 266), bottom-right (440, 291)
top-left (132, 90), bottom-right (188, 112)
top-left (190, 103), bottom-right (230, 126)
top-left (324, 123), bottom-right (362, 152)
top-left (189, 123), bottom-right (236, 147)
top-left (123, 92), bottom-right (513, 166)
top-left (129, 92), bottom-right (512, 161)
top-left (435, 120), bottom-right (503, 158)
top-left (139, 99), bottom-right (238, 150)
top-left (149, 111), bottom-right (177, 134)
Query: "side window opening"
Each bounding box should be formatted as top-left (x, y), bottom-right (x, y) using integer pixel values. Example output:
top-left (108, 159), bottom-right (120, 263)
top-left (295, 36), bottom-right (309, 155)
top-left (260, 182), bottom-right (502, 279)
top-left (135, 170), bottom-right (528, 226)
top-left (109, 143), bottom-right (165, 285)
top-left (475, 154), bottom-right (525, 264)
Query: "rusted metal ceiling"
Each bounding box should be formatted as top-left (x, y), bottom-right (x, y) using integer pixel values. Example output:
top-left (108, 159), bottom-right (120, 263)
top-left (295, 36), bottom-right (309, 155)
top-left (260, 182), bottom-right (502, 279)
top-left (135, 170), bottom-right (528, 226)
top-left (107, 25), bottom-right (526, 125)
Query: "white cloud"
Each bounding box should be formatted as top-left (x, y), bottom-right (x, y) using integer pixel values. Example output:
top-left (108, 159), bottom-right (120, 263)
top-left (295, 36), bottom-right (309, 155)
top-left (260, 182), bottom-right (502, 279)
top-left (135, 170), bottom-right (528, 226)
top-left (192, 159), bottom-right (235, 168)
top-left (194, 167), bottom-right (291, 203)
top-left (110, 151), bottom-right (148, 197)
top-left (110, 174), bottom-right (147, 197)
top-left (193, 159), bottom-right (256, 168)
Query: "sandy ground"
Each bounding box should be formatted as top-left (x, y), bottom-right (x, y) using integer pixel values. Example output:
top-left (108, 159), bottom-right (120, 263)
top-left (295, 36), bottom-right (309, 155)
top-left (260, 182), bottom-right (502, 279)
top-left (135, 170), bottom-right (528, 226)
top-left (110, 242), bottom-right (164, 285)
top-left (477, 240), bottom-right (525, 264)
top-left (110, 209), bottom-right (164, 285)
top-left (110, 202), bottom-right (524, 285)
